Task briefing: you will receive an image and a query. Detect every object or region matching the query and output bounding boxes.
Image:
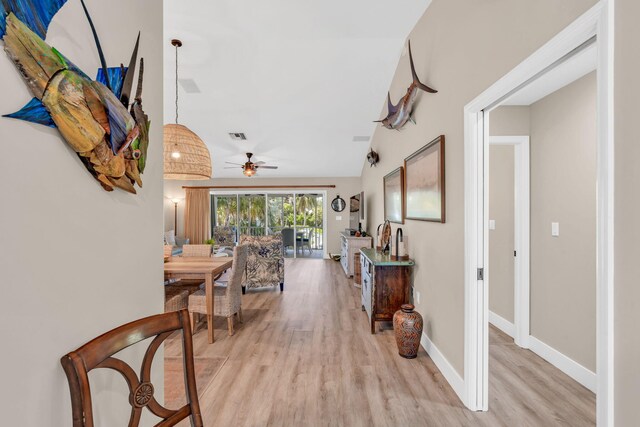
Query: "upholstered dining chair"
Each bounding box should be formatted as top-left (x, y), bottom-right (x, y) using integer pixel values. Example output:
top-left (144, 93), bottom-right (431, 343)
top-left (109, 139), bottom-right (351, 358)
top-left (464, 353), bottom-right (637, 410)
top-left (240, 234), bottom-right (285, 293)
top-left (182, 244), bottom-right (212, 257)
top-left (188, 244), bottom-right (248, 337)
top-left (60, 309), bottom-right (203, 427)
top-left (213, 226), bottom-right (236, 247)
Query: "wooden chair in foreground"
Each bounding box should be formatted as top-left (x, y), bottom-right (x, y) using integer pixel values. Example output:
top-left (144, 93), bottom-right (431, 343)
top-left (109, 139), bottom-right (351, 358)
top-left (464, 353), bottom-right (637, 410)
top-left (189, 244), bottom-right (248, 337)
top-left (60, 310), bottom-right (203, 427)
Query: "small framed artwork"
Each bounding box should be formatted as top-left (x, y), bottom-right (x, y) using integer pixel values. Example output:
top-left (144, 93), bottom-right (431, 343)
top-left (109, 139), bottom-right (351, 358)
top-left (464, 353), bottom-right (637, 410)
top-left (404, 135), bottom-right (446, 223)
top-left (383, 167), bottom-right (404, 224)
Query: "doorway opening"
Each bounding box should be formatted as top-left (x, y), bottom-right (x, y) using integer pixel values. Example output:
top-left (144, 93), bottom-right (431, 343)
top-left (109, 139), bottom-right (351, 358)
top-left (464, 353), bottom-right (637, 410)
top-left (487, 136), bottom-right (530, 349)
top-left (463, 3), bottom-right (613, 426)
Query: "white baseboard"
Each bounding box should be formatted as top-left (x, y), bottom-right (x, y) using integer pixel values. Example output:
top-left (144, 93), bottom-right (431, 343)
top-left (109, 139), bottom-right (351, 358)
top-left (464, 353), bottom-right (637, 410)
top-left (421, 332), bottom-right (466, 403)
top-left (528, 336), bottom-right (596, 393)
top-left (488, 311), bottom-right (515, 338)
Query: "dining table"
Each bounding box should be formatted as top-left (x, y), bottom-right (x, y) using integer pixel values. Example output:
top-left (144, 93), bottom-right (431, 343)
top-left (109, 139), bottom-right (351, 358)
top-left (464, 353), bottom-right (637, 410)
top-left (163, 256), bottom-right (233, 343)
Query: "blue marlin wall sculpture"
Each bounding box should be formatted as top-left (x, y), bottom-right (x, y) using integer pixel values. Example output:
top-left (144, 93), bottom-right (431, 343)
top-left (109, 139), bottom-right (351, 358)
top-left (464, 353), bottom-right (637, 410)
top-left (375, 40), bottom-right (437, 130)
top-left (1, 0), bottom-right (150, 194)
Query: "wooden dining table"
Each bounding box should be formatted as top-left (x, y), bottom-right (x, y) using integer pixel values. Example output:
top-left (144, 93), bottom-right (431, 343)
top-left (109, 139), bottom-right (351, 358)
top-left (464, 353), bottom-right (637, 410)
top-left (164, 256), bottom-right (233, 343)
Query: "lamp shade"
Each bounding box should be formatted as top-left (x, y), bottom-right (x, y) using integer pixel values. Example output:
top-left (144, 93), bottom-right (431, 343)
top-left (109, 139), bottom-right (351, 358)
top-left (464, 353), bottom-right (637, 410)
top-left (163, 124), bottom-right (212, 180)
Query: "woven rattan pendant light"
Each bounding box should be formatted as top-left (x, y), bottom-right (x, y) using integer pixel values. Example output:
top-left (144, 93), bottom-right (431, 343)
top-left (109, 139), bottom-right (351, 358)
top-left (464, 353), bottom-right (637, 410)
top-left (163, 39), bottom-right (212, 180)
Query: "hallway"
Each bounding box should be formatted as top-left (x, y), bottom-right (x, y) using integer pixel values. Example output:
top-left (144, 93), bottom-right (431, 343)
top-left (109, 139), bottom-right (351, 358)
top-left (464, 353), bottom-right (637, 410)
top-left (165, 259), bottom-right (595, 426)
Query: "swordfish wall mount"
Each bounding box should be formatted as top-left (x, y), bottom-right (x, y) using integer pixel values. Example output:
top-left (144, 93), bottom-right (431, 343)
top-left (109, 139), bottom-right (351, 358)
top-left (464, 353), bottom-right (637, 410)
top-left (0, 0), bottom-right (150, 194)
top-left (375, 40), bottom-right (437, 130)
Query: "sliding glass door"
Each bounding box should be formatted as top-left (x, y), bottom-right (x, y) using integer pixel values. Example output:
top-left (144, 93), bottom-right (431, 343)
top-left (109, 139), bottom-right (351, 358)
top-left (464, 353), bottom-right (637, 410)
top-left (211, 192), bottom-right (325, 259)
top-left (238, 194), bottom-right (266, 236)
top-left (294, 194), bottom-right (323, 257)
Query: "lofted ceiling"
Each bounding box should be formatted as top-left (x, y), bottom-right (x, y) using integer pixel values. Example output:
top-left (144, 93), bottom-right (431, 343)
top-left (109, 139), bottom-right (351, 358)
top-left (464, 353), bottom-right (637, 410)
top-left (164, 0), bottom-right (431, 178)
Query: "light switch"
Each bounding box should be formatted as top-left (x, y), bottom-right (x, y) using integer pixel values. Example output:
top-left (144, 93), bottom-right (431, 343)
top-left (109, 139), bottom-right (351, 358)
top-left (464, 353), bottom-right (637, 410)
top-left (336, 216), bottom-right (342, 221)
top-left (489, 220), bottom-right (496, 230)
top-left (551, 222), bottom-right (560, 237)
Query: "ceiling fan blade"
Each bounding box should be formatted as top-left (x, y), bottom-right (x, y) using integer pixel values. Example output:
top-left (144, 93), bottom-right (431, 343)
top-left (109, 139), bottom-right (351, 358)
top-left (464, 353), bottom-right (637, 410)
top-left (254, 161), bottom-right (265, 165)
top-left (257, 165), bottom-right (278, 169)
top-left (224, 166), bottom-right (241, 169)
top-left (225, 161), bottom-right (243, 165)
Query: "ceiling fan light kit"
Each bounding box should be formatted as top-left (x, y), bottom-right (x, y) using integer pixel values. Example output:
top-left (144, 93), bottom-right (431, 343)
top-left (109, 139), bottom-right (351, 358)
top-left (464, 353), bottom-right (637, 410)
top-left (226, 152), bottom-right (278, 177)
top-left (163, 39), bottom-right (212, 180)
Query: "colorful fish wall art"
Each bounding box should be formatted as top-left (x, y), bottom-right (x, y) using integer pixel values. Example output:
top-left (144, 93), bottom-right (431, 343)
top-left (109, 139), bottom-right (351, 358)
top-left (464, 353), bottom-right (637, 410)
top-left (375, 40), bottom-right (437, 130)
top-left (1, 0), bottom-right (150, 194)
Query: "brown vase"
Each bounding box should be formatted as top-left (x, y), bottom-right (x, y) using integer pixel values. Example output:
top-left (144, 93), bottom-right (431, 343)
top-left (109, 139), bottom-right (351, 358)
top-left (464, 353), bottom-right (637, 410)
top-left (393, 304), bottom-right (423, 359)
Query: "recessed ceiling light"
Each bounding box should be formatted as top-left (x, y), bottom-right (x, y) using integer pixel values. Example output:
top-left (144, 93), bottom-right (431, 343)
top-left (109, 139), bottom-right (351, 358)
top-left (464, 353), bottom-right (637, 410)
top-left (229, 133), bottom-right (247, 141)
top-left (352, 136), bottom-right (370, 143)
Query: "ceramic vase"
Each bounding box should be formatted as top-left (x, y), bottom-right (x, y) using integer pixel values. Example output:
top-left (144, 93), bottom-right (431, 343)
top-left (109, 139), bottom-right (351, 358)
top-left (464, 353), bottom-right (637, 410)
top-left (393, 304), bottom-right (423, 359)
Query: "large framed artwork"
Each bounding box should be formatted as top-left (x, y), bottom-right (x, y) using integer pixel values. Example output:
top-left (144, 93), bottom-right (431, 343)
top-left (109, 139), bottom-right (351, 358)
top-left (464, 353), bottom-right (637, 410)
top-left (383, 167), bottom-right (404, 224)
top-left (404, 135), bottom-right (446, 223)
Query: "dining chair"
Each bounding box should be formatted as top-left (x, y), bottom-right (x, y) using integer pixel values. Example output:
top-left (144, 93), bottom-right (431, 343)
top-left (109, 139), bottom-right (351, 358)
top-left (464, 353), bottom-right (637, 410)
top-left (60, 309), bottom-right (203, 427)
top-left (189, 244), bottom-right (248, 336)
top-left (182, 244), bottom-right (212, 257)
top-left (240, 234), bottom-right (285, 293)
top-left (163, 244), bottom-right (173, 259)
top-left (296, 232), bottom-right (311, 255)
top-left (282, 228), bottom-right (295, 253)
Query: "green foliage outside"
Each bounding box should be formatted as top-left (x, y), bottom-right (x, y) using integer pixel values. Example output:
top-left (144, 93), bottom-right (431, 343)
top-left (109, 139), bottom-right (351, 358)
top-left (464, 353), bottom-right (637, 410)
top-left (212, 194), bottom-right (324, 248)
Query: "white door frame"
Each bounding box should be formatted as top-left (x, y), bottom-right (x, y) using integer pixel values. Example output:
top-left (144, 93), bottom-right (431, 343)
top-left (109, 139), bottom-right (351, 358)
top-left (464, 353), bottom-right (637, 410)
top-left (463, 3), bottom-right (613, 426)
top-left (488, 136), bottom-right (530, 349)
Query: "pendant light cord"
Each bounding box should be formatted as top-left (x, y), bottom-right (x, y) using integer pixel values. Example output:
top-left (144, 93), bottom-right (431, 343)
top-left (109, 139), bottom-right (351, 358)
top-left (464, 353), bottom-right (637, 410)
top-left (175, 43), bottom-right (179, 124)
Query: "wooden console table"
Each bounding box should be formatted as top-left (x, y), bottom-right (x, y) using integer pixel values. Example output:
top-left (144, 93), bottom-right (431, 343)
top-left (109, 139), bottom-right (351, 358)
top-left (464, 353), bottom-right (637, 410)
top-left (360, 248), bottom-right (414, 334)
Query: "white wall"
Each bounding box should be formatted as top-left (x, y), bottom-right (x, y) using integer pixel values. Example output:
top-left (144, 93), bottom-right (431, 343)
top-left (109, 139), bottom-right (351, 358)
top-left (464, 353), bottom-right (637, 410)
top-left (0, 1), bottom-right (164, 425)
top-left (164, 177), bottom-right (362, 255)
top-left (360, 0), bottom-right (598, 377)
top-left (529, 72), bottom-right (597, 372)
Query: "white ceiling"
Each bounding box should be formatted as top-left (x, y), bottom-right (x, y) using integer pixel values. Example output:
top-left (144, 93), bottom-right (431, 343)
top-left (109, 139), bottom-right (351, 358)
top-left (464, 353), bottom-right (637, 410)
top-left (502, 43), bottom-right (597, 106)
top-left (163, 0), bottom-right (430, 178)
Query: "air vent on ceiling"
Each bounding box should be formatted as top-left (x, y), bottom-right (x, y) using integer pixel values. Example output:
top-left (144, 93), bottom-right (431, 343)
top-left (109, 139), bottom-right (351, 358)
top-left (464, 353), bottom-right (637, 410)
top-left (179, 78), bottom-right (201, 94)
top-left (352, 136), bottom-right (370, 143)
top-left (229, 132), bottom-right (247, 141)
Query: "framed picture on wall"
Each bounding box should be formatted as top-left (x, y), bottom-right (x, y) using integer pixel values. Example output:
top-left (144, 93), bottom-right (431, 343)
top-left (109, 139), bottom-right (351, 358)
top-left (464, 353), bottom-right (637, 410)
top-left (404, 135), bottom-right (446, 223)
top-left (383, 167), bottom-right (404, 224)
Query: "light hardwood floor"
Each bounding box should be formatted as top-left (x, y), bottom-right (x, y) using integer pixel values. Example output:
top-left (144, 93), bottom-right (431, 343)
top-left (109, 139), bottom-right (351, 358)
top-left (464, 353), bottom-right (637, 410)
top-left (165, 259), bottom-right (595, 426)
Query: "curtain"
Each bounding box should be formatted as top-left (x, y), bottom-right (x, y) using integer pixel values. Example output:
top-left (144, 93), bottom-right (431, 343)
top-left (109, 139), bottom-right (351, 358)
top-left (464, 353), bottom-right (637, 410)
top-left (184, 188), bottom-right (211, 244)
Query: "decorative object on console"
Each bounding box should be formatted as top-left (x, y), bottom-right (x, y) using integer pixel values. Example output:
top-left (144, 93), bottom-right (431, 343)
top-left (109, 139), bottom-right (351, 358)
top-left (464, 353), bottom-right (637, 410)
top-left (404, 135), bottom-right (446, 222)
top-left (380, 220), bottom-right (392, 254)
top-left (393, 304), bottom-right (423, 359)
top-left (394, 227), bottom-right (409, 260)
top-left (331, 195), bottom-right (346, 212)
top-left (164, 39), bottom-right (212, 180)
top-left (366, 148), bottom-right (379, 167)
top-left (384, 167), bottom-right (404, 223)
top-left (374, 40), bottom-right (437, 130)
top-left (1, 0), bottom-right (150, 193)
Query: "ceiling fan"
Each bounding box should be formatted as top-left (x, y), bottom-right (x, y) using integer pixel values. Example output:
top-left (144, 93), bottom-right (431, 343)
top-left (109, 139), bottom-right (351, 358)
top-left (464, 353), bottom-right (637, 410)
top-left (225, 153), bottom-right (279, 177)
